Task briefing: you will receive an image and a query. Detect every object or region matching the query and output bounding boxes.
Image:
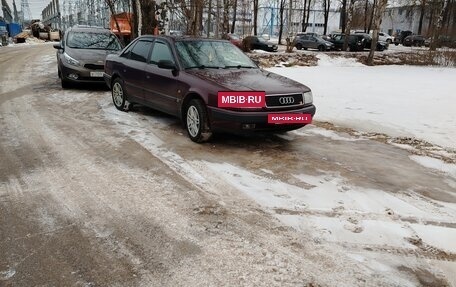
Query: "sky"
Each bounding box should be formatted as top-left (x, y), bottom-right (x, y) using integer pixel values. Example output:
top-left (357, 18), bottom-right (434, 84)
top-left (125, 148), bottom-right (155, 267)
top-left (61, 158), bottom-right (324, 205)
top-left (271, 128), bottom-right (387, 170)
top-left (6, 0), bottom-right (47, 20)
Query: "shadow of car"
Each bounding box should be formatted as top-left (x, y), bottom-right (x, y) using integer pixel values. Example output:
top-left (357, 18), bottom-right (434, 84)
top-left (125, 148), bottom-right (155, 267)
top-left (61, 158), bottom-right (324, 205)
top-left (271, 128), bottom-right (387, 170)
top-left (242, 35), bottom-right (278, 52)
top-left (103, 36), bottom-right (316, 143)
top-left (53, 25), bottom-right (123, 89)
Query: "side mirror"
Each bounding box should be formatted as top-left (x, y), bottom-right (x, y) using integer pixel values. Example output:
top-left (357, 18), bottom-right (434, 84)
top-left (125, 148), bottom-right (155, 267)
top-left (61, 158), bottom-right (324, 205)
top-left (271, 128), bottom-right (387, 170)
top-left (157, 60), bottom-right (177, 70)
top-left (53, 43), bottom-right (63, 50)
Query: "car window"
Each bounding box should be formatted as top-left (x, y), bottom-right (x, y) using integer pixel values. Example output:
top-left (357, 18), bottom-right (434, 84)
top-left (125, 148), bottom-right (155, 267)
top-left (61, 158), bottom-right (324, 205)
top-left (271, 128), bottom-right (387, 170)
top-left (66, 31), bottom-right (122, 50)
top-left (120, 41), bottom-right (136, 59)
top-left (176, 40), bottom-right (256, 69)
top-left (149, 42), bottom-right (175, 65)
top-left (130, 40), bottom-right (153, 63)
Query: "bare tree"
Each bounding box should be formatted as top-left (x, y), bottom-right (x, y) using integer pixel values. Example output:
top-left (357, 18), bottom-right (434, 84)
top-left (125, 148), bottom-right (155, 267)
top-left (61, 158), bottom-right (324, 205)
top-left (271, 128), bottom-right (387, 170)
top-left (302, 0), bottom-right (308, 32)
top-left (105, 0), bottom-right (125, 45)
top-left (418, 0), bottom-right (427, 34)
top-left (367, 0), bottom-right (388, 65)
top-left (322, 0), bottom-right (331, 35)
top-left (343, 0), bottom-right (355, 50)
top-left (430, 0), bottom-right (450, 50)
top-left (278, 0), bottom-right (286, 44)
top-left (340, 0), bottom-right (347, 33)
top-left (253, 0), bottom-right (259, 35)
top-left (231, 0), bottom-right (237, 33)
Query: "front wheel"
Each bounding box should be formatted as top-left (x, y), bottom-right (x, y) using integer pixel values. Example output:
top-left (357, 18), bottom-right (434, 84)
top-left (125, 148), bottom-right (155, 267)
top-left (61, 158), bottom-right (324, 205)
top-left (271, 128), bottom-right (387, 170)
top-left (185, 99), bottom-right (212, 143)
top-left (318, 45), bottom-right (325, 51)
top-left (296, 43), bottom-right (302, 50)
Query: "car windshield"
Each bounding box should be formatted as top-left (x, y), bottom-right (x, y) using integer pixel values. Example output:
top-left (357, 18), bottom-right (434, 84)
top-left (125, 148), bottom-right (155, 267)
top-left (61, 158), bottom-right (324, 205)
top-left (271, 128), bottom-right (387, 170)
top-left (67, 32), bottom-right (122, 50)
top-left (258, 37), bottom-right (268, 43)
top-left (176, 40), bottom-right (257, 69)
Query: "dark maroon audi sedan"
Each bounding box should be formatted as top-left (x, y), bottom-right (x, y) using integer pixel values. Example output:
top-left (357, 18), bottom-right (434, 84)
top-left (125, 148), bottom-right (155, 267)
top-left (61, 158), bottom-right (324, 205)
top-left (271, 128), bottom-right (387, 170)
top-left (104, 35), bottom-right (316, 142)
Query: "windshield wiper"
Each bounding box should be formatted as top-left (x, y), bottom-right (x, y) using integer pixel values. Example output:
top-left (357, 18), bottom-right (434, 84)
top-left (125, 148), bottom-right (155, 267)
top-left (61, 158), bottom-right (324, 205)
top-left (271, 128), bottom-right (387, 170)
top-left (185, 65), bottom-right (222, 69)
top-left (223, 65), bottom-right (255, 69)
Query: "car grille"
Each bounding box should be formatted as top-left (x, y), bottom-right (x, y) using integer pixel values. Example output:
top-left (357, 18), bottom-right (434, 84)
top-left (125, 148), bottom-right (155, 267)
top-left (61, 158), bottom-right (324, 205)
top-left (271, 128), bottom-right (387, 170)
top-left (84, 64), bottom-right (104, 70)
top-left (265, 93), bottom-right (303, 108)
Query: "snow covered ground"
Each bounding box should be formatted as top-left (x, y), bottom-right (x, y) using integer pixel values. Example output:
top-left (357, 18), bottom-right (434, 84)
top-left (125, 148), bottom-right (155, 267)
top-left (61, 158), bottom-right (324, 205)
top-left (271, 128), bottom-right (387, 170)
top-left (267, 54), bottom-right (456, 150)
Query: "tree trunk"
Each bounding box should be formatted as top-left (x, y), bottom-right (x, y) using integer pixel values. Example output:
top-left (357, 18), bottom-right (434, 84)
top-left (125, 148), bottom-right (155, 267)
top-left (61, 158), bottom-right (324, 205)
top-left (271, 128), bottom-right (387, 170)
top-left (207, 0), bottom-right (212, 37)
top-left (367, 0), bottom-right (376, 33)
top-left (253, 0), bottom-right (259, 35)
top-left (278, 0), bottom-right (285, 44)
top-left (418, 0), bottom-right (426, 35)
top-left (364, 0), bottom-right (368, 32)
top-left (323, 0), bottom-right (331, 35)
top-left (231, 0), bottom-right (237, 34)
top-left (343, 0), bottom-right (354, 51)
top-left (305, 0), bottom-right (312, 32)
top-left (367, 0), bottom-right (388, 65)
top-left (430, 0), bottom-right (449, 50)
top-left (302, 0), bottom-right (308, 32)
top-left (341, 0), bottom-right (347, 33)
top-left (140, 0), bottom-right (156, 35)
top-left (223, 0), bottom-right (230, 34)
top-left (106, 0), bottom-right (125, 46)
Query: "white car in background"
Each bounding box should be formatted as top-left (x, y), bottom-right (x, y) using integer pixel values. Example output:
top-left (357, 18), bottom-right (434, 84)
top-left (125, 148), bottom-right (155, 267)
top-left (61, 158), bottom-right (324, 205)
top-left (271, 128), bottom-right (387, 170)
top-left (378, 32), bottom-right (393, 44)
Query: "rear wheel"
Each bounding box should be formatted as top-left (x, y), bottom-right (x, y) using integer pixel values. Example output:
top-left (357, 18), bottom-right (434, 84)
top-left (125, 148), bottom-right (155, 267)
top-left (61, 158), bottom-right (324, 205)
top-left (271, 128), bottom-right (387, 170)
top-left (185, 99), bottom-right (212, 143)
top-left (111, 78), bottom-right (130, 111)
top-left (296, 43), bottom-right (302, 50)
top-left (318, 45), bottom-right (325, 51)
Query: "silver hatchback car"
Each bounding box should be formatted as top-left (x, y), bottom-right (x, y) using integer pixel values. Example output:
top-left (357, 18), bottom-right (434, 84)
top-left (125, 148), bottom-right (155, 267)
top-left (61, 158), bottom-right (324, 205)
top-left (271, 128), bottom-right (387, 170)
top-left (54, 25), bottom-right (122, 88)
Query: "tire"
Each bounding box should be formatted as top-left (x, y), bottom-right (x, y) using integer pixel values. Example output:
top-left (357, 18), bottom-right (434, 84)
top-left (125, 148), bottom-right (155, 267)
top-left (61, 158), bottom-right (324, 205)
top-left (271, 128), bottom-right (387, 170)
top-left (318, 45), bottom-right (325, 51)
top-left (185, 99), bottom-right (212, 143)
top-left (387, 39), bottom-right (392, 44)
top-left (111, 78), bottom-right (129, 111)
top-left (296, 43), bottom-right (302, 50)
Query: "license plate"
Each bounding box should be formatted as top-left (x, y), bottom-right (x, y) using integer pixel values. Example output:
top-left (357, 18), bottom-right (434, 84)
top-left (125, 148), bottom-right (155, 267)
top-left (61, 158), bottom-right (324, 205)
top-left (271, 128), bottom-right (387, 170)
top-left (90, 72), bottom-right (104, 77)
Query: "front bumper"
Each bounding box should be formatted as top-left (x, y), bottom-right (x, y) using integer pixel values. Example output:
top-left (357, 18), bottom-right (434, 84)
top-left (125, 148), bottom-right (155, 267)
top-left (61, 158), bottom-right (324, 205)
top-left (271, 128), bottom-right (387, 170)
top-left (60, 61), bottom-right (105, 83)
top-left (208, 104), bottom-right (316, 133)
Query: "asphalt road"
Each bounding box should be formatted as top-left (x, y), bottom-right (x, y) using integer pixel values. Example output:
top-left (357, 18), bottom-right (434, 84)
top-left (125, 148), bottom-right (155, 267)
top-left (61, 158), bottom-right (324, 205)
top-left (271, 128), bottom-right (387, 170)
top-left (1, 44), bottom-right (455, 286)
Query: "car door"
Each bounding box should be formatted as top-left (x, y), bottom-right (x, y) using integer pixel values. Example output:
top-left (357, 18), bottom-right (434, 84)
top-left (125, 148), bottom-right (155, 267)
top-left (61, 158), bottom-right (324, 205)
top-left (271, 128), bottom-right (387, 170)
top-left (143, 40), bottom-right (182, 115)
top-left (120, 39), bottom-right (153, 102)
top-left (301, 35), bottom-right (311, 49)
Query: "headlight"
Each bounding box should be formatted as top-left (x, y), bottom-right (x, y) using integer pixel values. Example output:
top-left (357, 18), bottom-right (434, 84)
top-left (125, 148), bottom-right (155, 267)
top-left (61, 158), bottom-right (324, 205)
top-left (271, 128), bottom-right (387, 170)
top-left (64, 52), bottom-right (80, 66)
top-left (303, 91), bottom-right (313, 104)
top-left (268, 45), bottom-right (272, 47)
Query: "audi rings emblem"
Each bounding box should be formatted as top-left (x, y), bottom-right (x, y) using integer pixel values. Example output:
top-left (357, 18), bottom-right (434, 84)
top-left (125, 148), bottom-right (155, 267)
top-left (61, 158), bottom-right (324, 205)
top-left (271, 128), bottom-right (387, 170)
top-left (279, 96), bottom-right (295, 105)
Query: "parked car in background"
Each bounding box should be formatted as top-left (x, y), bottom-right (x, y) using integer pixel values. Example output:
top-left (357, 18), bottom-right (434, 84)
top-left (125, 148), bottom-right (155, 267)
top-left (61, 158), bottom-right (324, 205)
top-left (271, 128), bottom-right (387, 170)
top-left (242, 35), bottom-right (278, 52)
top-left (329, 34), bottom-right (365, 51)
top-left (354, 32), bottom-right (389, 51)
top-left (394, 30), bottom-right (412, 45)
top-left (54, 25), bottom-right (122, 88)
top-left (378, 32), bottom-right (393, 44)
top-left (104, 36), bottom-right (315, 142)
top-left (222, 33), bottom-right (242, 48)
top-left (293, 34), bottom-right (334, 51)
top-left (403, 35), bottom-right (425, 47)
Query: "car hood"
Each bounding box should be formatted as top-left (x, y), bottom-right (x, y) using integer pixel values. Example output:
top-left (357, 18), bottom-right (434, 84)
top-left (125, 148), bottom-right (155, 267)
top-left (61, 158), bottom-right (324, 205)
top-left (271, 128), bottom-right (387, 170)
top-left (187, 68), bottom-right (310, 94)
top-left (66, 48), bottom-right (119, 62)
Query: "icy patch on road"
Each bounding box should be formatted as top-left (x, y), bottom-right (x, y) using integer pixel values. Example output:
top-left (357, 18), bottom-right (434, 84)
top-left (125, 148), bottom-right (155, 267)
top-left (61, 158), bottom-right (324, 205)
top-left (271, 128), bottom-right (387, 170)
top-left (292, 126), bottom-right (362, 142)
top-left (99, 98), bottom-right (208, 187)
top-left (410, 155), bottom-right (456, 179)
top-left (47, 91), bottom-right (93, 104)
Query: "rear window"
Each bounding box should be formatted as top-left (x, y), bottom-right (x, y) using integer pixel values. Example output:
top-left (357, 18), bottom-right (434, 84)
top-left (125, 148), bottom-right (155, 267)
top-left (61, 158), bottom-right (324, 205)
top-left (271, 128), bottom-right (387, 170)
top-left (66, 31), bottom-right (122, 50)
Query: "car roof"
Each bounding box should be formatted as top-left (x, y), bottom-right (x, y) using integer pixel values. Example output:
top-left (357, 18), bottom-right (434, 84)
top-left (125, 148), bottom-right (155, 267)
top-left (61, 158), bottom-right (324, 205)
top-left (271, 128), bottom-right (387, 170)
top-left (67, 25), bottom-right (112, 33)
top-left (135, 35), bottom-right (230, 43)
